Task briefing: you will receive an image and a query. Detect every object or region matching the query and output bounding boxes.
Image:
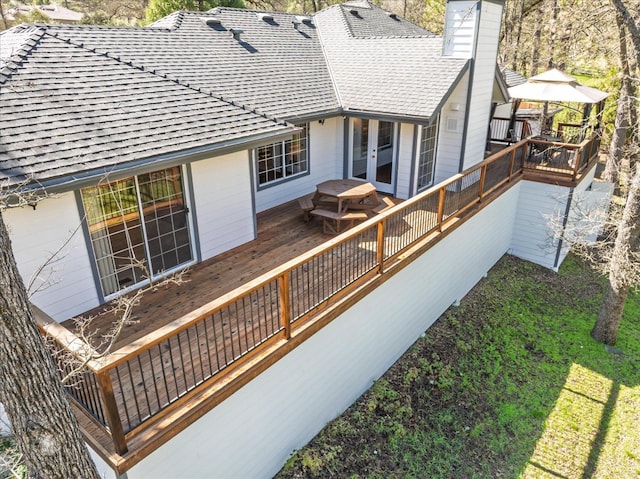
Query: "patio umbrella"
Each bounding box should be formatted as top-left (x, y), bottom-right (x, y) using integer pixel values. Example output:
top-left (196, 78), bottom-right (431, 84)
top-left (507, 68), bottom-right (609, 104)
top-left (506, 68), bottom-right (609, 140)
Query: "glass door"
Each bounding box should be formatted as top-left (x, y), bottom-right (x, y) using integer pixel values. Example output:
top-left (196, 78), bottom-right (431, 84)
top-left (350, 118), bottom-right (396, 194)
top-left (81, 166), bottom-right (193, 298)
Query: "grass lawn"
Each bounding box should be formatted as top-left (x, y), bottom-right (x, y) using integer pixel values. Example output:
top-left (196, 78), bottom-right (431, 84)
top-left (276, 254), bottom-right (640, 478)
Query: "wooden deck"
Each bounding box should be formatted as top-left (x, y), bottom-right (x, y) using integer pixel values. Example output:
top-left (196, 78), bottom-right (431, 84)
top-left (41, 136), bottom-right (603, 473)
top-left (63, 197), bottom-right (399, 349)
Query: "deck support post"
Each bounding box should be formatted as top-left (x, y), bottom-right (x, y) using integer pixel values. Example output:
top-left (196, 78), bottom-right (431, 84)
top-left (376, 220), bottom-right (385, 274)
top-left (508, 147), bottom-right (516, 181)
top-left (96, 369), bottom-right (128, 455)
top-left (437, 186), bottom-right (446, 231)
top-left (478, 165), bottom-right (487, 202)
top-left (278, 274), bottom-right (291, 339)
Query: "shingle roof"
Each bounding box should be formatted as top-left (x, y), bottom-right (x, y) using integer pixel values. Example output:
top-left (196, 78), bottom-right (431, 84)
top-left (500, 66), bottom-right (527, 87)
top-left (339, 0), bottom-right (435, 38)
top-left (315, 4), bottom-right (468, 120)
top-left (46, 8), bottom-right (341, 121)
top-left (0, 2), bottom-right (473, 190)
top-left (0, 25), bottom-right (292, 189)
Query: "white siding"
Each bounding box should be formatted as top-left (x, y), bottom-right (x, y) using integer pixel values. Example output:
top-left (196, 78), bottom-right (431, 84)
top-left (125, 186), bottom-right (519, 479)
top-left (87, 445), bottom-right (118, 479)
top-left (4, 193), bottom-right (99, 322)
top-left (461, 0), bottom-right (503, 170)
top-left (435, 76), bottom-right (468, 183)
top-left (442, 0), bottom-right (478, 58)
top-left (255, 117), bottom-right (343, 212)
top-left (395, 123), bottom-right (415, 199)
top-left (190, 151), bottom-right (256, 262)
top-left (557, 167), bottom-right (610, 267)
top-left (510, 181), bottom-right (567, 270)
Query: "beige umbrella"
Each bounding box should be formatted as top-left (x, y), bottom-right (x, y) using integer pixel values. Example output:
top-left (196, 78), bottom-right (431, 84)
top-left (507, 68), bottom-right (609, 103)
top-left (506, 68), bottom-right (609, 140)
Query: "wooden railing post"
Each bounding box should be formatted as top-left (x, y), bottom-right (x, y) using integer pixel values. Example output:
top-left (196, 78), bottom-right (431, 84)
top-left (437, 186), bottom-right (446, 231)
top-left (376, 219), bottom-right (386, 274)
top-left (572, 148), bottom-right (583, 181)
top-left (95, 369), bottom-right (128, 455)
top-left (278, 273), bottom-right (291, 339)
top-left (508, 147), bottom-right (516, 180)
top-left (478, 165), bottom-right (487, 201)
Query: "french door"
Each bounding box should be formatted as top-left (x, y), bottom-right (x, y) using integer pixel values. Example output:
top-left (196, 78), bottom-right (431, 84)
top-left (350, 118), bottom-right (396, 194)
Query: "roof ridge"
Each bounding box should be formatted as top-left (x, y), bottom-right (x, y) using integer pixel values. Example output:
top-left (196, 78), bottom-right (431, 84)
top-left (147, 10), bottom-right (186, 30)
top-left (0, 26), bottom-right (46, 84)
top-left (43, 30), bottom-right (288, 128)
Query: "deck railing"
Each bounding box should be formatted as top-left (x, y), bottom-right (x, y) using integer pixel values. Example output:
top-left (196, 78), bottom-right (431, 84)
top-left (524, 133), bottom-right (600, 179)
top-left (38, 135), bottom-right (599, 455)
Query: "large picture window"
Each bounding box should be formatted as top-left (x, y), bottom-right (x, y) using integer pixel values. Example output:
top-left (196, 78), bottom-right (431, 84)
top-left (417, 121), bottom-right (438, 191)
top-left (81, 167), bottom-right (193, 297)
top-left (256, 123), bottom-right (308, 186)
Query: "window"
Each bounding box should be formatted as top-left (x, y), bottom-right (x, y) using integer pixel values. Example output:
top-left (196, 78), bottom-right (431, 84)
top-left (417, 122), bottom-right (438, 191)
top-left (256, 124), bottom-right (308, 186)
top-left (81, 167), bottom-right (193, 297)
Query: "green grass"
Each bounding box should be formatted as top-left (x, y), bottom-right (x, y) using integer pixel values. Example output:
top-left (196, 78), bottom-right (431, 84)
top-left (0, 438), bottom-right (25, 479)
top-left (276, 254), bottom-right (640, 478)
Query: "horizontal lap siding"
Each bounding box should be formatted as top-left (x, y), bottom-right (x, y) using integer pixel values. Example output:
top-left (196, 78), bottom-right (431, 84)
top-left (510, 181), bottom-right (567, 269)
top-left (557, 167), bottom-right (603, 267)
top-left (127, 185), bottom-right (520, 479)
top-left (462, 1), bottom-right (503, 170)
top-left (435, 76), bottom-right (468, 183)
top-left (5, 192), bottom-right (99, 322)
top-left (395, 123), bottom-right (415, 199)
top-left (255, 117), bottom-right (343, 213)
top-left (190, 151), bottom-right (255, 262)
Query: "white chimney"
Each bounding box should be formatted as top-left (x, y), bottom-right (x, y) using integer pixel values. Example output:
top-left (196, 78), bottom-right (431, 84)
top-left (442, 0), bottom-right (480, 58)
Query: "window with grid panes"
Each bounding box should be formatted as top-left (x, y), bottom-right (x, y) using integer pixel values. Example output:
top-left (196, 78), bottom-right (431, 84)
top-left (417, 122), bottom-right (438, 191)
top-left (80, 167), bottom-right (192, 297)
top-left (255, 124), bottom-right (308, 186)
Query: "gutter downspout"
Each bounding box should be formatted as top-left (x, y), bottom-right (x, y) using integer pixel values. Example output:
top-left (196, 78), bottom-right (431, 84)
top-left (553, 187), bottom-right (574, 269)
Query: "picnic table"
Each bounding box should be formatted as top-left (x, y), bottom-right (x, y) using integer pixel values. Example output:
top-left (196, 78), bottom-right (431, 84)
top-left (309, 179), bottom-right (378, 234)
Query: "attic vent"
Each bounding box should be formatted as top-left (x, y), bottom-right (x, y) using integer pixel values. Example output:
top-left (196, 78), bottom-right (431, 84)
top-left (386, 11), bottom-right (399, 20)
top-left (200, 17), bottom-right (221, 27)
top-left (256, 13), bottom-right (273, 22)
top-left (349, 9), bottom-right (362, 18)
top-left (230, 28), bottom-right (243, 40)
top-left (295, 15), bottom-right (312, 24)
top-left (292, 19), bottom-right (302, 30)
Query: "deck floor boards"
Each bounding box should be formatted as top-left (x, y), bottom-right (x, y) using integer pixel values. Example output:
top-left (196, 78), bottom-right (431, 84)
top-left (64, 199), bottom-right (344, 349)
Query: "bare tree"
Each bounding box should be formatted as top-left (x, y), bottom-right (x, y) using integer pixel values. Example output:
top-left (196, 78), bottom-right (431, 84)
top-left (589, 0), bottom-right (640, 344)
top-left (0, 208), bottom-right (101, 479)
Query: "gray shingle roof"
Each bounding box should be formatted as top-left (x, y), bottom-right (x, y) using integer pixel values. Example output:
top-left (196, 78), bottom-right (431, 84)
top-left (0, 25), bottom-right (292, 189)
top-left (315, 4), bottom-right (468, 120)
top-left (339, 0), bottom-right (435, 38)
top-left (500, 66), bottom-right (527, 87)
top-left (0, 2), bottom-right (473, 190)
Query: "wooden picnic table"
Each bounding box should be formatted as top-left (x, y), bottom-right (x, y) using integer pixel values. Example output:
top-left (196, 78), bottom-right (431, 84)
top-left (310, 179), bottom-right (379, 234)
top-left (313, 179), bottom-right (379, 214)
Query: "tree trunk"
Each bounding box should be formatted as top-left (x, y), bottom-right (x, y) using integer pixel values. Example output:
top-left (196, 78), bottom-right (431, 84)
top-left (603, 17), bottom-right (631, 185)
top-left (0, 211), bottom-right (100, 479)
top-left (592, 165), bottom-right (640, 344)
top-left (530, 4), bottom-right (543, 76)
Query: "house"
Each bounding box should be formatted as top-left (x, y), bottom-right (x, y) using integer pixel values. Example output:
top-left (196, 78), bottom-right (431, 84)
top-left (6, 4), bottom-right (84, 24)
top-left (0, 1), bottom-right (607, 477)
